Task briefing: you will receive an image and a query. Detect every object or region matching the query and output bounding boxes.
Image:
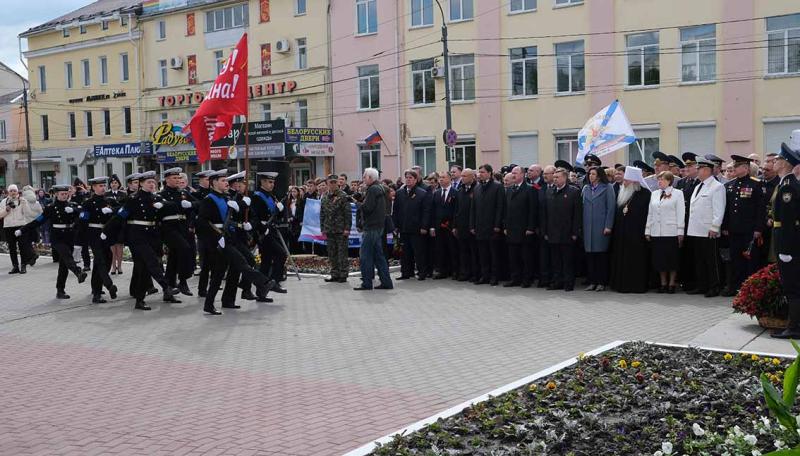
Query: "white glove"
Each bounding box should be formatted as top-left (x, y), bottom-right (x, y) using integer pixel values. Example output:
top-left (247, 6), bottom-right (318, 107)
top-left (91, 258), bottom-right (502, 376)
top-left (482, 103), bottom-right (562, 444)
top-left (242, 196), bottom-right (251, 206)
top-left (14, 229), bottom-right (21, 237)
top-left (100, 233), bottom-right (107, 241)
top-left (276, 202), bottom-right (284, 212)
top-left (243, 222), bottom-right (252, 231)
top-left (779, 254), bottom-right (793, 263)
top-left (227, 201), bottom-right (240, 212)
top-left (261, 220), bottom-right (267, 225)
top-left (181, 200), bottom-right (192, 209)
top-left (153, 202), bottom-right (163, 209)
top-left (218, 237), bottom-right (225, 248)
top-left (101, 207), bottom-right (113, 215)
top-left (64, 206), bottom-right (74, 214)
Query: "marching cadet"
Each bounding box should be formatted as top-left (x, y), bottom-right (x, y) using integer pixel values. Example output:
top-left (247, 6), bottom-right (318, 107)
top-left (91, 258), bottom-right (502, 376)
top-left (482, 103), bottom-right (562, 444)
top-left (227, 171), bottom-right (266, 302)
top-left (17, 184), bottom-right (87, 299)
top-left (78, 177), bottom-right (118, 303)
top-left (721, 155), bottom-right (766, 297)
top-left (196, 170), bottom-right (275, 315)
top-left (102, 171), bottom-right (180, 311)
top-left (250, 172), bottom-right (288, 294)
top-left (192, 170), bottom-right (214, 297)
top-left (159, 167), bottom-right (197, 296)
top-left (320, 174), bottom-right (352, 283)
top-left (771, 132), bottom-right (800, 339)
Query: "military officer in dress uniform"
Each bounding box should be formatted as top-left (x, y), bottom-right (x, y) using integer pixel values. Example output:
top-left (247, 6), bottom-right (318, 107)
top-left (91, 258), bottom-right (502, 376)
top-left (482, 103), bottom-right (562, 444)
top-left (721, 155), bottom-right (766, 296)
top-left (320, 174), bottom-right (352, 283)
top-left (18, 185), bottom-right (88, 299)
top-left (102, 171), bottom-right (180, 310)
top-left (159, 167), bottom-right (197, 296)
top-left (705, 154), bottom-right (728, 184)
top-left (676, 152), bottom-right (700, 291)
top-left (78, 177), bottom-right (118, 303)
top-left (643, 152), bottom-right (676, 191)
top-left (686, 156), bottom-right (727, 298)
top-left (771, 133), bottom-right (800, 339)
top-left (250, 172), bottom-right (288, 294)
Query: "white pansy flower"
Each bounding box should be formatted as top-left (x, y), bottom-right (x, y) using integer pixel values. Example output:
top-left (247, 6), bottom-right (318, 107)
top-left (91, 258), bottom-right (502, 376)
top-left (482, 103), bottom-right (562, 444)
top-left (744, 434), bottom-right (757, 445)
top-left (752, 450), bottom-right (762, 456)
top-left (692, 423), bottom-right (705, 437)
top-left (734, 425), bottom-right (743, 436)
top-left (775, 440), bottom-right (786, 449)
top-left (653, 452), bottom-right (663, 456)
top-left (661, 442), bottom-right (673, 455)
top-left (761, 417), bottom-right (771, 428)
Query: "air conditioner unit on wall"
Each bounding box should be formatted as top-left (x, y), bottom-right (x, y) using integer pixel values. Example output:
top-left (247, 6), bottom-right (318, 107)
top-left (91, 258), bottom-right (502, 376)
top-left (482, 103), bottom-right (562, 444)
top-left (275, 39), bottom-right (291, 53)
top-left (275, 113), bottom-right (293, 127)
top-left (169, 56), bottom-right (184, 69)
top-left (431, 66), bottom-right (446, 78)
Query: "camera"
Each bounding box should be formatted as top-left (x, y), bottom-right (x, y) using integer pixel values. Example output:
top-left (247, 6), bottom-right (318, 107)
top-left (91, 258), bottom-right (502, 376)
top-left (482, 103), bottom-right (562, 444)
top-left (7, 201), bottom-right (16, 209)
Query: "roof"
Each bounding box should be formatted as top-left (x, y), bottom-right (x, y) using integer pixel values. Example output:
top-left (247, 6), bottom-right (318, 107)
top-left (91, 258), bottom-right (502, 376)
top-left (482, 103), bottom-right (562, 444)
top-left (0, 90), bottom-right (25, 105)
top-left (20, 0), bottom-right (142, 37)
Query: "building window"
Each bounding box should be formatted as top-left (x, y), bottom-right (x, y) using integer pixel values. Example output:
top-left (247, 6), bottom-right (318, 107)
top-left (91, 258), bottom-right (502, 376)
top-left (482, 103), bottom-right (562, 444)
top-left (555, 136), bottom-right (578, 163)
top-left (555, 40), bottom-right (584, 93)
top-left (450, 0), bottom-right (473, 21)
top-left (65, 62), bottom-right (73, 89)
top-left (555, 0), bottom-right (582, 5)
top-left (63, 28), bottom-right (70, 38)
top-left (81, 59), bottom-right (90, 86)
top-left (509, 134), bottom-right (539, 165)
top-left (358, 65), bottom-right (380, 110)
top-left (205, 4), bottom-right (249, 32)
top-left (213, 50), bottom-right (225, 74)
top-left (412, 59), bottom-right (435, 105)
top-left (356, 0), bottom-right (377, 35)
top-left (159, 59), bottom-right (168, 87)
top-left (626, 136), bottom-right (660, 165)
top-left (86, 165), bottom-right (95, 180)
top-left (85, 111), bottom-right (93, 137)
top-left (510, 46), bottom-right (538, 97)
top-left (68, 112), bottom-right (76, 139)
top-left (38, 66), bottom-right (46, 92)
top-left (449, 54), bottom-right (475, 101)
top-left (124, 162), bottom-right (133, 177)
top-left (69, 165), bottom-right (78, 182)
top-left (413, 143), bottom-right (437, 176)
top-left (103, 109), bottom-right (111, 136)
top-left (106, 163), bottom-right (114, 177)
top-left (448, 142), bottom-right (476, 169)
top-left (359, 144), bottom-right (381, 173)
top-left (296, 100), bottom-right (308, 127)
top-left (157, 20), bottom-right (166, 40)
top-left (296, 38), bottom-right (307, 69)
top-left (101, 20), bottom-right (109, 30)
top-left (188, 109), bottom-right (196, 118)
top-left (123, 107), bottom-right (132, 134)
top-left (120, 15), bottom-right (128, 26)
top-left (160, 112), bottom-right (168, 122)
top-left (681, 25), bottom-right (716, 82)
top-left (41, 115), bottom-right (49, 141)
top-left (411, 0), bottom-right (433, 27)
top-left (510, 0), bottom-right (536, 13)
top-left (261, 103), bottom-right (271, 121)
top-left (767, 13), bottom-right (800, 75)
top-left (99, 56), bottom-right (108, 85)
top-left (120, 53), bottom-right (129, 82)
top-left (0, 120), bottom-right (6, 141)
top-left (80, 25), bottom-right (87, 34)
top-left (626, 31), bottom-right (659, 87)
top-left (296, 0), bottom-right (306, 15)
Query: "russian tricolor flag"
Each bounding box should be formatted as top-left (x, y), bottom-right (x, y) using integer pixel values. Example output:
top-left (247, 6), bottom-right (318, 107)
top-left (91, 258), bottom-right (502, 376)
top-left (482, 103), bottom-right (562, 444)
top-left (364, 131), bottom-right (382, 146)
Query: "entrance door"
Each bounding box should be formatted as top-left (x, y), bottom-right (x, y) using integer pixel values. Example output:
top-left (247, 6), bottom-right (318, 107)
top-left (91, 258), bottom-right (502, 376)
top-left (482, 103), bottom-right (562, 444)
top-left (40, 171), bottom-right (56, 190)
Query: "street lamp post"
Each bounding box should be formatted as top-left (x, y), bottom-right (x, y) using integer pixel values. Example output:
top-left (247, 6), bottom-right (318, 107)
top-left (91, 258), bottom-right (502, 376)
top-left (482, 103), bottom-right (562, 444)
top-left (433, 0), bottom-right (453, 136)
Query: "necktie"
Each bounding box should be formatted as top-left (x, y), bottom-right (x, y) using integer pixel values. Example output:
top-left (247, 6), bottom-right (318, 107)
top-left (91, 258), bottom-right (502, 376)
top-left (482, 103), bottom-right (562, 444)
top-left (660, 190), bottom-right (666, 200)
top-left (694, 182), bottom-right (704, 198)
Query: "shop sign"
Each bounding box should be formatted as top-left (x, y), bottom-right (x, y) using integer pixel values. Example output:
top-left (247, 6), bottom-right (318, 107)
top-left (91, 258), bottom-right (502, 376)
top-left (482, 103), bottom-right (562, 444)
top-left (155, 147), bottom-right (228, 164)
top-left (158, 92), bottom-right (205, 107)
top-left (212, 120), bottom-right (285, 147)
top-left (285, 127), bottom-right (333, 144)
top-left (293, 143), bottom-right (335, 157)
top-left (93, 142), bottom-right (153, 158)
top-left (248, 80), bottom-right (297, 99)
top-left (68, 91), bottom-right (126, 104)
top-left (151, 122), bottom-right (191, 146)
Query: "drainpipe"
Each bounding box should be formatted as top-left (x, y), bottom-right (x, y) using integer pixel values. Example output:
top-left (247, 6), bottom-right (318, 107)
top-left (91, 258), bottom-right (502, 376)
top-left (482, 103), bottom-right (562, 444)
top-left (17, 38), bottom-right (33, 185)
top-left (127, 12), bottom-right (143, 171)
top-left (326, 0), bottom-right (334, 175)
top-left (394, 0), bottom-right (402, 176)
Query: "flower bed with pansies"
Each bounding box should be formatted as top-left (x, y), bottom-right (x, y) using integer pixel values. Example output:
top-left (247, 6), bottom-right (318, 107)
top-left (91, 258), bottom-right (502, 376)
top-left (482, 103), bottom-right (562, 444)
top-left (368, 342), bottom-right (799, 456)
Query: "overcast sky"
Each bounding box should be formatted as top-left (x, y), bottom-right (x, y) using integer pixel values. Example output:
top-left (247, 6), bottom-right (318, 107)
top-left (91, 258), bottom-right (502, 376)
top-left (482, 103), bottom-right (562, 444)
top-left (2, 0), bottom-right (90, 77)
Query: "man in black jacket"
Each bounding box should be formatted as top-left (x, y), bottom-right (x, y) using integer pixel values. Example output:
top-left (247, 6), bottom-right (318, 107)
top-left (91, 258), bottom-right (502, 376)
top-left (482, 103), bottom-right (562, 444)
top-left (542, 167), bottom-right (582, 291)
top-left (470, 164), bottom-right (505, 286)
top-left (392, 170), bottom-right (431, 280)
top-left (430, 172), bottom-right (458, 279)
top-left (504, 166), bottom-right (538, 288)
top-left (453, 169), bottom-right (477, 281)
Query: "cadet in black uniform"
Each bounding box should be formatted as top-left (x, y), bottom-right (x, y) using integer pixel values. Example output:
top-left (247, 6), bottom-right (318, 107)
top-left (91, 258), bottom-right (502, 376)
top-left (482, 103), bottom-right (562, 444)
top-left (771, 139), bottom-right (800, 339)
top-left (78, 177), bottom-right (118, 303)
top-left (70, 178), bottom-right (92, 271)
top-left (196, 170), bottom-right (275, 315)
top-left (224, 171), bottom-right (266, 302)
top-left (250, 172), bottom-right (288, 293)
top-left (193, 170), bottom-right (213, 297)
top-left (102, 171), bottom-right (179, 310)
top-left (18, 185), bottom-right (87, 298)
top-left (159, 167), bottom-right (197, 296)
top-left (721, 155), bottom-right (766, 296)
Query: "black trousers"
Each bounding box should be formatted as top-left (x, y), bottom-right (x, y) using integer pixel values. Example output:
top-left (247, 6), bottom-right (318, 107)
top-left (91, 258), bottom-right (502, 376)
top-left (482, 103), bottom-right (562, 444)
top-left (729, 233), bottom-right (755, 291)
top-left (198, 238), bottom-right (210, 294)
top-left (206, 240), bottom-right (271, 308)
top-left (539, 237), bottom-right (552, 285)
top-left (456, 232), bottom-right (478, 280)
top-left (586, 252), bottom-right (610, 286)
top-left (678, 234), bottom-right (696, 289)
top-left (163, 228), bottom-right (195, 286)
top-left (4, 227), bottom-right (31, 269)
top-left (52, 240), bottom-right (80, 291)
top-left (435, 228), bottom-right (458, 277)
top-left (88, 235), bottom-right (114, 295)
top-left (692, 236), bottom-right (721, 292)
top-left (79, 240), bottom-right (91, 269)
top-left (524, 236), bottom-right (539, 283)
top-left (507, 239), bottom-right (536, 284)
top-left (258, 231), bottom-right (287, 282)
top-left (549, 243), bottom-right (575, 288)
top-left (128, 238), bottom-right (168, 301)
top-left (476, 237), bottom-right (502, 282)
top-left (231, 237), bottom-right (256, 293)
top-left (779, 259), bottom-right (800, 331)
top-left (400, 233), bottom-right (427, 278)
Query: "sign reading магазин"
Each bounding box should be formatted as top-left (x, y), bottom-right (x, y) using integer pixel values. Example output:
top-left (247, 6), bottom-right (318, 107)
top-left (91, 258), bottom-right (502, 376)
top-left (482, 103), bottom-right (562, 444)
top-left (213, 120), bottom-right (285, 147)
top-left (93, 142), bottom-right (153, 158)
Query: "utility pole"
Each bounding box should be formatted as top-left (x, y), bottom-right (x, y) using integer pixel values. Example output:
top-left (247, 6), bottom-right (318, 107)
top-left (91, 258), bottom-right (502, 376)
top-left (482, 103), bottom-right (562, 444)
top-left (433, 0), bottom-right (453, 136)
top-left (22, 79), bottom-right (32, 185)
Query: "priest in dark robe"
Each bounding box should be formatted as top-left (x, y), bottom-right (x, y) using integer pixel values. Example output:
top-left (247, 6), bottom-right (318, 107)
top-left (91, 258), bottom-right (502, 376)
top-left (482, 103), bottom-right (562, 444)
top-left (610, 166), bottom-right (652, 293)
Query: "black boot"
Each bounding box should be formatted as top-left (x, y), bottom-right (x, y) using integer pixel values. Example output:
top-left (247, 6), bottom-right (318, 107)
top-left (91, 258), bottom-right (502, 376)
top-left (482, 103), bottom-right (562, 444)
top-left (56, 289), bottom-right (70, 299)
top-left (92, 294), bottom-right (107, 304)
top-left (108, 284), bottom-right (118, 300)
top-left (241, 289), bottom-right (256, 300)
top-left (163, 287), bottom-right (181, 303)
top-left (73, 268), bottom-right (87, 284)
top-left (271, 282), bottom-right (287, 294)
top-left (134, 300), bottom-right (151, 311)
top-left (256, 295), bottom-right (274, 303)
top-left (221, 302), bottom-right (241, 309)
top-left (8, 266), bottom-right (20, 274)
top-left (147, 287), bottom-right (159, 295)
top-left (204, 306), bottom-right (222, 315)
top-left (20, 265), bottom-right (26, 274)
top-left (27, 252), bottom-right (38, 267)
top-left (178, 280), bottom-right (193, 296)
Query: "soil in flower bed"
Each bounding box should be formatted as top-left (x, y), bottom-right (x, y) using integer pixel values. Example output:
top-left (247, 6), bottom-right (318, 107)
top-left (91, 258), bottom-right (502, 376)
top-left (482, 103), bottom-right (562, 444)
top-left (370, 342), bottom-right (799, 456)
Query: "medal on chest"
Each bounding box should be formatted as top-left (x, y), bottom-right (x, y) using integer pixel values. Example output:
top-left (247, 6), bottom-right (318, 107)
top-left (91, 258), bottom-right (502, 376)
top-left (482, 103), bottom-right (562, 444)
top-left (623, 205), bottom-right (629, 216)
top-left (783, 192), bottom-right (793, 203)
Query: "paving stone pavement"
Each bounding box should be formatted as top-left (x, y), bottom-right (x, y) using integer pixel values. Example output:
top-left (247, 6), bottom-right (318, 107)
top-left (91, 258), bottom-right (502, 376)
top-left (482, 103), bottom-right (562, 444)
top-left (0, 253), bottom-right (735, 455)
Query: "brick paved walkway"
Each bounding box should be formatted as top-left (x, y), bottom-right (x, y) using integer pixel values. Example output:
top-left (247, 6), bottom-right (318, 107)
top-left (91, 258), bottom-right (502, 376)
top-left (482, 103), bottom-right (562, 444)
top-left (0, 254), bottom-right (733, 455)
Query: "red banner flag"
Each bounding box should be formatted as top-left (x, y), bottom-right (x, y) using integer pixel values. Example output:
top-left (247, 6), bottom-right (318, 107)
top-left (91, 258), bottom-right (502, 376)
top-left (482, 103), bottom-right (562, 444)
top-left (184, 33), bottom-right (248, 163)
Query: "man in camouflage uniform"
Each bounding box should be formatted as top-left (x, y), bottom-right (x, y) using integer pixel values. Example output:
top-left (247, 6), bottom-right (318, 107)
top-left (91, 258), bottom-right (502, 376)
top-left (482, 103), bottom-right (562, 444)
top-left (320, 174), bottom-right (352, 283)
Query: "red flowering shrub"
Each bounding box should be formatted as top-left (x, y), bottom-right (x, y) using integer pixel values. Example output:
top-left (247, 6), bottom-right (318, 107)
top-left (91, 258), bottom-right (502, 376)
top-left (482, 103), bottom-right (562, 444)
top-left (732, 263), bottom-right (786, 318)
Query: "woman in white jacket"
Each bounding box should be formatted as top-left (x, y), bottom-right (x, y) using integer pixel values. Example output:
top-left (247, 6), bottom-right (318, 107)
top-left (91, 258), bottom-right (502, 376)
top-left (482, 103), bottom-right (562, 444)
top-left (0, 184), bottom-right (40, 273)
top-left (645, 171), bottom-right (685, 294)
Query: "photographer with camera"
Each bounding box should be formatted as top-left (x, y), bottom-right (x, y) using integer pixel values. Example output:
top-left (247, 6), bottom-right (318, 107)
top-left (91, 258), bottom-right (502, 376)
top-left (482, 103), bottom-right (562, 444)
top-left (0, 184), bottom-right (39, 274)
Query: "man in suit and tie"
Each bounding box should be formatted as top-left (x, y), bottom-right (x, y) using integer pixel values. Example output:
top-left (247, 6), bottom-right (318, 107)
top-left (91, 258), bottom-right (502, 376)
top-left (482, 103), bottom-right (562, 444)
top-left (453, 169), bottom-right (477, 281)
top-left (503, 166), bottom-right (538, 288)
top-left (470, 164), bottom-right (505, 286)
top-left (431, 172), bottom-right (459, 279)
top-left (686, 156), bottom-right (727, 297)
top-left (538, 165), bottom-right (557, 287)
top-left (541, 167), bottom-right (582, 291)
top-left (392, 170), bottom-right (432, 280)
top-left (449, 165), bottom-right (463, 191)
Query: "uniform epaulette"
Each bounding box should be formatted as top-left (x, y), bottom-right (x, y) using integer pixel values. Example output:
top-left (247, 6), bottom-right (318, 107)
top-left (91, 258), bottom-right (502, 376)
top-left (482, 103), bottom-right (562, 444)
top-left (751, 176), bottom-right (760, 182)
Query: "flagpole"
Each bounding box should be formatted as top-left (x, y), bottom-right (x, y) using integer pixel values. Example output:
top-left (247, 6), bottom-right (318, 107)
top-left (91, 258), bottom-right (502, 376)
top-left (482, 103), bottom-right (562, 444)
top-left (635, 140), bottom-right (645, 161)
top-left (369, 119), bottom-right (389, 168)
